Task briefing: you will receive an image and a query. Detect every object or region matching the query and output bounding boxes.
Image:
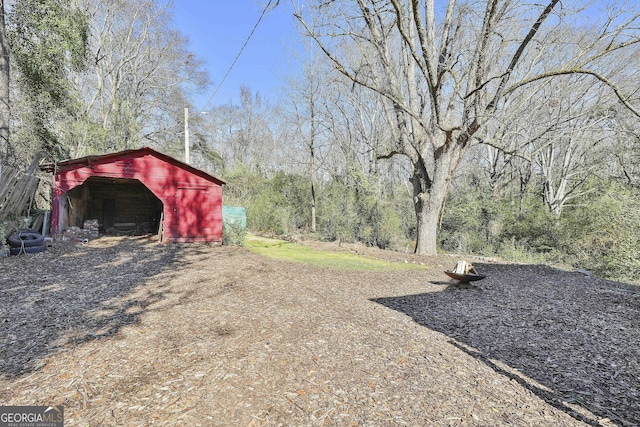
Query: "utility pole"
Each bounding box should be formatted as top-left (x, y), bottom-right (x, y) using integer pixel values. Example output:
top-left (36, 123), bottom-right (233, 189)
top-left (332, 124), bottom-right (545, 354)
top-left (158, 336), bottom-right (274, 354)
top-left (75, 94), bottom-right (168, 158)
top-left (184, 107), bottom-right (190, 164)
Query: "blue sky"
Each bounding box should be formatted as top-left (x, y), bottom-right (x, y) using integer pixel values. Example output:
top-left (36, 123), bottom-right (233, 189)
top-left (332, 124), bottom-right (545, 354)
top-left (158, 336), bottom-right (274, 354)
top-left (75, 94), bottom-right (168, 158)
top-left (172, 1), bottom-right (302, 110)
top-left (171, 1), bottom-right (616, 110)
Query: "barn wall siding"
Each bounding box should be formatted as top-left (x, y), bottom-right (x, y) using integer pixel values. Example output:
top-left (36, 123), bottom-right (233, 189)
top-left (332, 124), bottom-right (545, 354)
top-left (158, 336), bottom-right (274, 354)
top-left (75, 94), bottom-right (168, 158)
top-left (49, 148), bottom-right (224, 243)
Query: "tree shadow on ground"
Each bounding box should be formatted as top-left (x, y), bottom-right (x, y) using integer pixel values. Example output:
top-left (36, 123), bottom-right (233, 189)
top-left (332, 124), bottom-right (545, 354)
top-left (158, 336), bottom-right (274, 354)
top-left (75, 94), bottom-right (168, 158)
top-left (372, 263), bottom-right (640, 427)
top-left (0, 237), bottom-right (195, 379)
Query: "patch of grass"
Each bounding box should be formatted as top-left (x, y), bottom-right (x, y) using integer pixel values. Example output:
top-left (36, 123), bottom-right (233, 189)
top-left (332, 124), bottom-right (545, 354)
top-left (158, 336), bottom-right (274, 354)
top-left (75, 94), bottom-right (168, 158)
top-left (246, 235), bottom-right (427, 271)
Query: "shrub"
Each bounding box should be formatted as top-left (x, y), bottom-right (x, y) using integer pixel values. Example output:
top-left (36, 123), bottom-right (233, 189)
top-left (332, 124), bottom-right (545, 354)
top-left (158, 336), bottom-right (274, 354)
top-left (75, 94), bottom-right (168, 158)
top-left (558, 181), bottom-right (640, 282)
top-left (222, 220), bottom-right (246, 246)
top-left (317, 181), bottom-right (358, 242)
top-left (440, 186), bottom-right (501, 255)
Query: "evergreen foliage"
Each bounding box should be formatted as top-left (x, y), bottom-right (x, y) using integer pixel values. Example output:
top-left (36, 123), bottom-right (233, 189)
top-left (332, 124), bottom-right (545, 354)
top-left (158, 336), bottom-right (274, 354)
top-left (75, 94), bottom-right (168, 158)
top-left (8, 0), bottom-right (88, 105)
top-left (7, 0), bottom-right (89, 158)
top-left (558, 180), bottom-right (640, 282)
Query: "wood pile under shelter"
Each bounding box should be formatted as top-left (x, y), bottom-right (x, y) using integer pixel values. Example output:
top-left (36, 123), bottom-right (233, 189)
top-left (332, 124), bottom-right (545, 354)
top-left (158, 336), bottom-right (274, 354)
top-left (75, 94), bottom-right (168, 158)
top-left (40, 147), bottom-right (225, 243)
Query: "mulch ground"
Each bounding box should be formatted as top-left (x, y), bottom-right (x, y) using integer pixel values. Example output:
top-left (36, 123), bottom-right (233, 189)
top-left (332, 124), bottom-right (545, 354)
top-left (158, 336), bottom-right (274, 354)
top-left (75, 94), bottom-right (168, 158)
top-left (0, 236), bottom-right (638, 426)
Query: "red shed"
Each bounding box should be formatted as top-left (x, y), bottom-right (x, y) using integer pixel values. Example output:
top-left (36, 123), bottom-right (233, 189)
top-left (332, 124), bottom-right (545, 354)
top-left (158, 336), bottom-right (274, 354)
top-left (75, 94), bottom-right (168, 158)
top-left (43, 147), bottom-right (225, 243)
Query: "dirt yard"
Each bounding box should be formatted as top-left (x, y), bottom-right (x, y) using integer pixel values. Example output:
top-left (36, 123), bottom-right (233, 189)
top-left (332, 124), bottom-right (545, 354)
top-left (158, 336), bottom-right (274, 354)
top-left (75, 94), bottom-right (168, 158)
top-left (0, 236), bottom-right (638, 426)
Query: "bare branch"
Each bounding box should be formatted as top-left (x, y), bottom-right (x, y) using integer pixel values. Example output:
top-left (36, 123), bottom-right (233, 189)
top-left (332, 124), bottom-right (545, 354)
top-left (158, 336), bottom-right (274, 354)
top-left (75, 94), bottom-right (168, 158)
top-left (486, 0), bottom-right (561, 112)
top-left (376, 150), bottom-right (404, 160)
top-left (505, 69), bottom-right (640, 119)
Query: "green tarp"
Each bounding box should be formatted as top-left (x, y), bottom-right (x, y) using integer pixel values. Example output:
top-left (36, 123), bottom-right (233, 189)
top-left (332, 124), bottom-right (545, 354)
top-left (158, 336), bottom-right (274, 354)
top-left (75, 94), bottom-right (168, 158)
top-left (222, 206), bottom-right (246, 230)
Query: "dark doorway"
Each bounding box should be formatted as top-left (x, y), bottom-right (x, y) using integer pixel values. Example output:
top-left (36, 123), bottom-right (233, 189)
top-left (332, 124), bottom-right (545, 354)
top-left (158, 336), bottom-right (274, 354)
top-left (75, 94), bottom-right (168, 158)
top-left (66, 177), bottom-right (163, 235)
top-left (102, 199), bottom-right (115, 231)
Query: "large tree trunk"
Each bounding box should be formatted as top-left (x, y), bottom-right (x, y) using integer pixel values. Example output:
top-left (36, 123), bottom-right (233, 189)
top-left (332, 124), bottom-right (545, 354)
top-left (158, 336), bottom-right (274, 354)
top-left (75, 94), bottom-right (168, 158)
top-left (412, 143), bottom-right (463, 256)
top-left (0, 0), bottom-right (9, 163)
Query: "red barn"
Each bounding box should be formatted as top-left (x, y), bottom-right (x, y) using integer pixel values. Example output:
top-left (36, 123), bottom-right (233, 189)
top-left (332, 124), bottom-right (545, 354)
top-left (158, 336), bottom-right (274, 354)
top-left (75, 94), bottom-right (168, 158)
top-left (43, 147), bottom-right (225, 243)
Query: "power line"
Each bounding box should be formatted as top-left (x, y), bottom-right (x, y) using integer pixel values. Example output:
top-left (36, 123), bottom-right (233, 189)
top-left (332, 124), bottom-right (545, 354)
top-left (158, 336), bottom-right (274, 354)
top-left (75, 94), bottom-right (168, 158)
top-left (200, 0), bottom-right (278, 111)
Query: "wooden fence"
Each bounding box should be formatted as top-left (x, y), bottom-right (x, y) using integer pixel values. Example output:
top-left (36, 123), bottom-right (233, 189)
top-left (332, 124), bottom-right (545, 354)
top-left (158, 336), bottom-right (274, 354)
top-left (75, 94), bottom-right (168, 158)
top-left (0, 153), bottom-right (45, 221)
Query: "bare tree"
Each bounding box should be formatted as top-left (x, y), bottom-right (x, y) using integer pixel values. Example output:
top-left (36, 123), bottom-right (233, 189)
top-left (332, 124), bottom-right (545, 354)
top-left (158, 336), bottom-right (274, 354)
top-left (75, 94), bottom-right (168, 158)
top-left (283, 51), bottom-right (389, 232)
top-left (295, 0), bottom-right (640, 255)
top-left (236, 86), bottom-right (278, 174)
top-left (475, 74), bottom-right (615, 218)
top-left (533, 84), bottom-right (612, 218)
top-left (202, 86), bottom-right (278, 175)
top-left (288, 61), bottom-right (325, 232)
top-left (75, 0), bottom-right (207, 155)
top-left (612, 110), bottom-right (640, 186)
top-left (0, 0), bottom-right (8, 163)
